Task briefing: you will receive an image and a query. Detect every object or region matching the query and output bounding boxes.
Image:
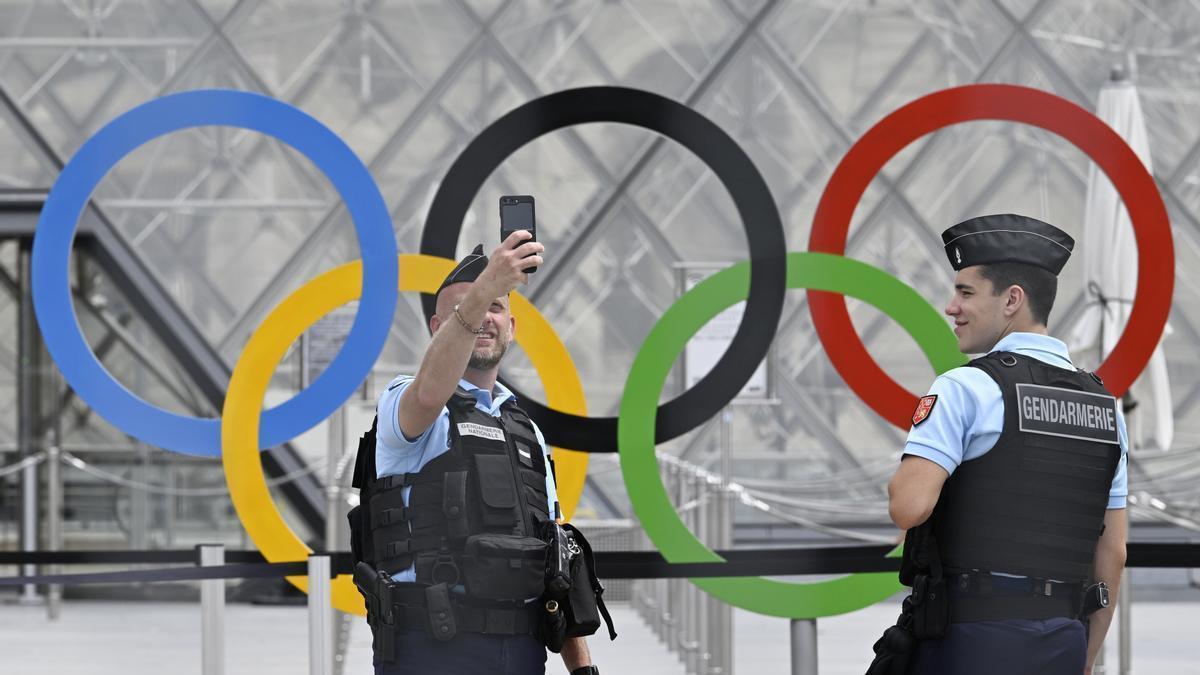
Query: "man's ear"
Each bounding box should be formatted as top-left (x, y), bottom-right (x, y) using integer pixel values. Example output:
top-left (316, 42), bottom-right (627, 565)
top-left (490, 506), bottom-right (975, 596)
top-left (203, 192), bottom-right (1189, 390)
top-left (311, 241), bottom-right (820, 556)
top-left (1003, 284), bottom-right (1026, 318)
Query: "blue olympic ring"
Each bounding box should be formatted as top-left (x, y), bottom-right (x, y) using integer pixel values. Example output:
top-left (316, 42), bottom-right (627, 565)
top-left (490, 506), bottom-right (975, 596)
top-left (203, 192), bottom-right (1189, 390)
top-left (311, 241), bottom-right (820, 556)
top-left (32, 89), bottom-right (398, 457)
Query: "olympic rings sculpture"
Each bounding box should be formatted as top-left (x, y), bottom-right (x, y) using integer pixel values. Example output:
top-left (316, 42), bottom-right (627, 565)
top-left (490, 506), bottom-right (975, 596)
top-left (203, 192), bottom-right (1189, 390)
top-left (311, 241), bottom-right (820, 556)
top-left (32, 85), bottom-right (1173, 619)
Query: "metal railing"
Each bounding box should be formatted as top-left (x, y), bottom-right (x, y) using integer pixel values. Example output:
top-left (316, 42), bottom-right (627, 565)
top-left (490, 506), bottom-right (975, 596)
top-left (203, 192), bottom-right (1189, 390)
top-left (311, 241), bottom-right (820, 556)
top-left (632, 457), bottom-right (734, 675)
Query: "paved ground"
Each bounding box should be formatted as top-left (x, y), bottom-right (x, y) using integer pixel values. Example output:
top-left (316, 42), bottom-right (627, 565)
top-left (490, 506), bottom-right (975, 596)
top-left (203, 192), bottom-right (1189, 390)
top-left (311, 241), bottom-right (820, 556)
top-left (1, 597), bottom-right (1197, 673)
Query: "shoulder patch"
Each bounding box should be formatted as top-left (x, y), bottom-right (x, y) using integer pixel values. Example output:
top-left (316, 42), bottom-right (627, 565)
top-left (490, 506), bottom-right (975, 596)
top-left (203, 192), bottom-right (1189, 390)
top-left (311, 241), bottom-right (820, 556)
top-left (912, 394), bottom-right (938, 426)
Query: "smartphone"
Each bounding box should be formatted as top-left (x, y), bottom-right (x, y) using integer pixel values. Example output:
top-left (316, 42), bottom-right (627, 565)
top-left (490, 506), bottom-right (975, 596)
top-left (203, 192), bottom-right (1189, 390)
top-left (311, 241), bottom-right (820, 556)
top-left (499, 195), bottom-right (537, 273)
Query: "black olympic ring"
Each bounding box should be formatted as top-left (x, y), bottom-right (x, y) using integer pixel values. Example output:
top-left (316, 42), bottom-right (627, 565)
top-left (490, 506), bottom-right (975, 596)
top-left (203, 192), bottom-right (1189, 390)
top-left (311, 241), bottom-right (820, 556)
top-left (420, 86), bottom-right (786, 453)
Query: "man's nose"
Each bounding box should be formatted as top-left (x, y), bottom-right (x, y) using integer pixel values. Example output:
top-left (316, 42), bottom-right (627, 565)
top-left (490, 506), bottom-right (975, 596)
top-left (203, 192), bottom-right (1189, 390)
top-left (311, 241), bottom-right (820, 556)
top-left (945, 299), bottom-right (958, 316)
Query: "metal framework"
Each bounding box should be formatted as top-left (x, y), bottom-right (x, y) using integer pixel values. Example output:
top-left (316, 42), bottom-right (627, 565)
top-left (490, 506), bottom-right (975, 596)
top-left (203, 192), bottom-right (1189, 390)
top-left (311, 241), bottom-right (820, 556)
top-left (0, 0), bottom-right (1198, 552)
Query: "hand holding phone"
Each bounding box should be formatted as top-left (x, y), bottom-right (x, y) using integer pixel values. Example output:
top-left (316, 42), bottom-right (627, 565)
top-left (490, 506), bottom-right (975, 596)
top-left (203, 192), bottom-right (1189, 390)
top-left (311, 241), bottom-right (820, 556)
top-left (500, 195), bottom-right (537, 273)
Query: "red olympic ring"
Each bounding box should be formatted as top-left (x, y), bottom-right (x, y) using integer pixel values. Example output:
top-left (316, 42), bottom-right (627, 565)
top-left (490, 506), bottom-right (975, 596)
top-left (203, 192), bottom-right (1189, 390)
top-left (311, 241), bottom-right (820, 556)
top-left (808, 84), bottom-right (1174, 429)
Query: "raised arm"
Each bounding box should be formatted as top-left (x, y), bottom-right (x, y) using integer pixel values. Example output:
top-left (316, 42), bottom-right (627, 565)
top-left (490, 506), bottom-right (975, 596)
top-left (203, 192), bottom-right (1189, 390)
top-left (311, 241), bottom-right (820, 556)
top-left (397, 231), bottom-right (543, 439)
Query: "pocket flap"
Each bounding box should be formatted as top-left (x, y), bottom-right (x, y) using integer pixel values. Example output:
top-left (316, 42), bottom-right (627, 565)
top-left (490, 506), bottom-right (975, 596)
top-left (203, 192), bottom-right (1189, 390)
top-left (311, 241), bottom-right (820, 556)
top-left (474, 454), bottom-right (517, 510)
top-left (466, 534), bottom-right (548, 559)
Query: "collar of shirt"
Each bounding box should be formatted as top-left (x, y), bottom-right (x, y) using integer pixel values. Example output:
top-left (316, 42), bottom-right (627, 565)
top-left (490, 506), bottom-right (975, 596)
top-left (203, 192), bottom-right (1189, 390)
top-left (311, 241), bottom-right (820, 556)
top-left (456, 378), bottom-right (515, 415)
top-left (989, 332), bottom-right (1074, 369)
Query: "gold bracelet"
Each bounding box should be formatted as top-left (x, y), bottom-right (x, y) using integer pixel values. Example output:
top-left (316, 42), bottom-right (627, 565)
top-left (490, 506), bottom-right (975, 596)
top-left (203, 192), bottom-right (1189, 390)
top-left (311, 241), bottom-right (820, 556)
top-left (452, 303), bottom-right (487, 335)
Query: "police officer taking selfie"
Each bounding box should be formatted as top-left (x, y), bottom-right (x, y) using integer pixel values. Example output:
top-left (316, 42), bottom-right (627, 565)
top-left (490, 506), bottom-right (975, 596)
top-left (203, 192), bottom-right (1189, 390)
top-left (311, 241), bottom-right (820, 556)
top-left (348, 230), bottom-right (610, 675)
top-left (873, 214), bottom-right (1128, 675)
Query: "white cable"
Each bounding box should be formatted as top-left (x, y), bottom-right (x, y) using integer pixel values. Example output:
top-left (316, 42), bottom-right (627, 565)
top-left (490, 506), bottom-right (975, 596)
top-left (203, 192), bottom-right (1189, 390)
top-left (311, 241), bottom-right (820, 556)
top-left (59, 450), bottom-right (328, 496)
top-left (0, 451), bottom-right (46, 477)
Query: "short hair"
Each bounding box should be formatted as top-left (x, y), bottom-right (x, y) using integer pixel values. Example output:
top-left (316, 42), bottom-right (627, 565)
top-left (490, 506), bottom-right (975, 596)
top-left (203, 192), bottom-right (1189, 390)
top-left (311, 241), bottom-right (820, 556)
top-left (977, 262), bottom-right (1058, 326)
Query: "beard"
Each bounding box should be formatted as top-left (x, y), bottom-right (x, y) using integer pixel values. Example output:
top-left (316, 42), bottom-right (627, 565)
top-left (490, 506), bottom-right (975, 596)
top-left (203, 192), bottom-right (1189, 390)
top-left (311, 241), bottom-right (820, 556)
top-left (468, 339), bottom-right (508, 370)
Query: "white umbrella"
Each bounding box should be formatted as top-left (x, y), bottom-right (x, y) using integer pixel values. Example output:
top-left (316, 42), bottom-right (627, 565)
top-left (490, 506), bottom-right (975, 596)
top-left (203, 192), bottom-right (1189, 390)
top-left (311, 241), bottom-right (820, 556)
top-left (1069, 74), bottom-right (1173, 451)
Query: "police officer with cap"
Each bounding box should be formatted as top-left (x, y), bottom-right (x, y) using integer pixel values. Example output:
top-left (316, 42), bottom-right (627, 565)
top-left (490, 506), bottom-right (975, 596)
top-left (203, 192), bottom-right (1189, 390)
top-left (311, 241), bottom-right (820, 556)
top-left (888, 214), bottom-right (1128, 674)
top-left (361, 231), bottom-right (598, 674)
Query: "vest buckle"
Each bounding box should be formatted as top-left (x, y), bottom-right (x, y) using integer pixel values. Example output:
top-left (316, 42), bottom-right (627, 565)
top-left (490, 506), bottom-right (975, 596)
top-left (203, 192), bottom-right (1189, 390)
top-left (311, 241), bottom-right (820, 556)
top-left (431, 552), bottom-right (460, 586)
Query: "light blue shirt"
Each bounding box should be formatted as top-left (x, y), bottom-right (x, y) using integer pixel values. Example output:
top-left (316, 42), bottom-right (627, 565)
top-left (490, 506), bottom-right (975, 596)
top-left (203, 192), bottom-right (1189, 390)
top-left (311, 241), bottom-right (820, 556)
top-left (903, 332), bottom-right (1128, 509)
top-left (376, 375), bottom-right (559, 582)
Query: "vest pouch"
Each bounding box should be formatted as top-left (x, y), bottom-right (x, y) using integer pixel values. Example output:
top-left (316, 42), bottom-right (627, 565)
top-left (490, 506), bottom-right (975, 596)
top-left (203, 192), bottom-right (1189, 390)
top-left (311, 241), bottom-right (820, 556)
top-left (347, 504), bottom-right (365, 564)
top-left (462, 533), bottom-right (547, 601)
top-left (909, 574), bottom-right (949, 639)
top-left (473, 454), bottom-right (519, 529)
top-left (564, 552), bottom-right (601, 637)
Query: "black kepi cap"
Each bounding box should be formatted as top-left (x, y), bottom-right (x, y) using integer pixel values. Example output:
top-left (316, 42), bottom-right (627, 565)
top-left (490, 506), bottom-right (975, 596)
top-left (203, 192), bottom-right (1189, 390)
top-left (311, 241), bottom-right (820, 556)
top-left (435, 244), bottom-right (487, 300)
top-left (941, 214), bottom-right (1074, 275)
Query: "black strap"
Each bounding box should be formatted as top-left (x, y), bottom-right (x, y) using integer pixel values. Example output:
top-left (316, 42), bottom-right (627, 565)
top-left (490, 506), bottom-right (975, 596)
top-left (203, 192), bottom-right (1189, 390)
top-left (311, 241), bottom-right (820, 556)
top-left (377, 472), bottom-right (440, 491)
top-left (372, 503), bottom-right (444, 529)
top-left (351, 416), bottom-right (379, 491)
top-left (444, 471), bottom-right (469, 543)
top-left (564, 524), bottom-right (617, 640)
top-left (391, 603), bottom-right (538, 636)
top-left (425, 583), bottom-right (458, 641)
top-left (383, 535), bottom-right (444, 558)
top-left (449, 388), bottom-right (478, 412)
top-left (949, 593), bottom-right (1078, 623)
top-left (373, 507), bottom-right (409, 528)
top-left (949, 572), bottom-right (1075, 599)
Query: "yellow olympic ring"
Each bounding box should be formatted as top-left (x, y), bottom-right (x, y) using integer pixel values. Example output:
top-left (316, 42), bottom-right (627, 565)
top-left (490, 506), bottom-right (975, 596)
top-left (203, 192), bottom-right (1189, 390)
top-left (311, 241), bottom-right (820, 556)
top-left (222, 254), bottom-right (589, 614)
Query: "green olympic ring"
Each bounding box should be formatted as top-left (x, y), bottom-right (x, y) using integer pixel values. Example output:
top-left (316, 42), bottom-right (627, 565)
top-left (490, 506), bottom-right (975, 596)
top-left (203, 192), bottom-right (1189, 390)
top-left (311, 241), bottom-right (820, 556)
top-left (618, 252), bottom-right (968, 618)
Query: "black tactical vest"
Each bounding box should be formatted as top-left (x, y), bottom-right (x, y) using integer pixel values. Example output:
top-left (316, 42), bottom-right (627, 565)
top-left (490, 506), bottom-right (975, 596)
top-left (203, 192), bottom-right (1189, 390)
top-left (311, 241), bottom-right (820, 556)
top-left (931, 352), bottom-right (1122, 583)
top-left (350, 387), bottom-right (552, 596)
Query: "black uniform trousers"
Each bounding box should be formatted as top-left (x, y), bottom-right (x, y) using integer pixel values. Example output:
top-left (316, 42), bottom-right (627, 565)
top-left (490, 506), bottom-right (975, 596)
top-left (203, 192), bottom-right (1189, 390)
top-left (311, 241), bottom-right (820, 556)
top-left (373, 630), bottom-right (547, 675)
top-left (910, 616), bottom-right (1087, 674)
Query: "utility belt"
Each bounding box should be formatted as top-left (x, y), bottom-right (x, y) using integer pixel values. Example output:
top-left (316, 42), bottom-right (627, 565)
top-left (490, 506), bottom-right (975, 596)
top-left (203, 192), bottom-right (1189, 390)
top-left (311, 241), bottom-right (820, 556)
top-left (866, 522), bottom-right (1109, 675)
top-left (944, 571), bottom-right (1106, 624)
top-left (353, 521), bottom-right (616, 662)
top-left (353, 567), bottom-right (540, 661)
top-left (866, 571), bottom-right (1109, 675)
top-left (909, 570), bottom-right (1107, 630)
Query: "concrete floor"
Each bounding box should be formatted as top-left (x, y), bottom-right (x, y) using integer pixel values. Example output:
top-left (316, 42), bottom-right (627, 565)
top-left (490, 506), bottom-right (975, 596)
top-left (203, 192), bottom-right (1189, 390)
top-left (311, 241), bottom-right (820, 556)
top-left (1, 597), bottom-right (1197, 674)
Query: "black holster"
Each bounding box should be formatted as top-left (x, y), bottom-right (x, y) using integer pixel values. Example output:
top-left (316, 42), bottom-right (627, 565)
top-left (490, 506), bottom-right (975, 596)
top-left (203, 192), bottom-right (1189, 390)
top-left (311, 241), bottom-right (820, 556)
top-left (353, 562), bottom-right (397, 662)
top-left (864, 609), bottom-right (916, 675)
top-left (908, 573), bottom-right (949, 639)
top-left (899, 522), bottom-right (949, 639)
top-left (865, 523), bottom-right (948, 675)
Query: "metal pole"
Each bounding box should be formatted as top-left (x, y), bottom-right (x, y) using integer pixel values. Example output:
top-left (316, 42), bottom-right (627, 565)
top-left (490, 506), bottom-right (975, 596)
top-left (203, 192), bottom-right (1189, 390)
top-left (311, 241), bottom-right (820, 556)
top-left (790, 619), bottom-right (818, 675)
top-left (333, 611), bottom-right (354, 675)
top-left (19, 452), bottom-right (38, 604)
top-left (17, 243), bottom-right (39, 605)
top-left (46, 444), bottom-right (62, 620)
top-left (199, 544), bottom-right (225, 675)
top-left (1119, 568), bottom-right (1132, 675)
top-left (131, 443), bottom-right (149, 550)
top-left (309, 554), bottom-right (333, 675)
top-left (326, 406), bottom-right (344, 552)
top-left (686, 470), bottom-right (700, 667)
top-left (655, 524), bottom-right (667, 641)
top-left (166, 464), bottom-right (177, 548)
top-left (716, 409), bottom-right (734, 675)
top-left (698, 488), bottom-right (713, 674)
top-left (668, 465), bottom-right (682, 657)
top-left (681, 470), bottom-right (697, 673)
